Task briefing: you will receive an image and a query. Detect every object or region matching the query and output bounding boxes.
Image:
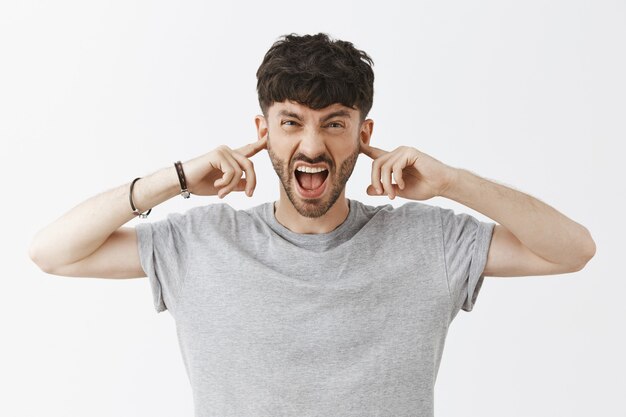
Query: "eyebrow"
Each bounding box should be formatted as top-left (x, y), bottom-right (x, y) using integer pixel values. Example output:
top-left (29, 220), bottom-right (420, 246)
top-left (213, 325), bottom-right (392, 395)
top-left (277, 109), bottom-right (352, 123)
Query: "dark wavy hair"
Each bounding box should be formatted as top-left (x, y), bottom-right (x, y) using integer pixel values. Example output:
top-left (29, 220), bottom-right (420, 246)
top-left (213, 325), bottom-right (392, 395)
top-left (256, 33), bottom-right (375, 123)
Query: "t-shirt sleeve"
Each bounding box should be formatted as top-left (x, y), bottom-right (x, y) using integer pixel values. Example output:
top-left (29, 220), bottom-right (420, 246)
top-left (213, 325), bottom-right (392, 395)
top-left (135, 212), bottom-right (190, 313)
top-left (439, 207), bottom-right (495, 317)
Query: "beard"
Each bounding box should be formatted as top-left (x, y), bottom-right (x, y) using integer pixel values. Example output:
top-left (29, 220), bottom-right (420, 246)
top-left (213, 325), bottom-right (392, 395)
top-left (267, 133), bottom-right (359, 218)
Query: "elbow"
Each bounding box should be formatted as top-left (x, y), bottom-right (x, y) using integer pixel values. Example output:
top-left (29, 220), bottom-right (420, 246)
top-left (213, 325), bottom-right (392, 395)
top-left (28, 239), bottom-right (43, 268)
top-left (28, 239), bottom-right (57, 275)
top-left (570, 228), bottom-right (597, 272)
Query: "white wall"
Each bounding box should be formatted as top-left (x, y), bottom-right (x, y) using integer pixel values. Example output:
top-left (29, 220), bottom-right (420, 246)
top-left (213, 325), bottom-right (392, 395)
top-left (1, 0), bottom-right (623, 416)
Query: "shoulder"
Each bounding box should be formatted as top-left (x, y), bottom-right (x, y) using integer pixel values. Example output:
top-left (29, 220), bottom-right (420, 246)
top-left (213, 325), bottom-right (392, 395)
top-left (348, 199), bottom-right (443, 239)
top-left (173, 202), bottom-right (259, 219)
top-left (352, 199), bottom-right (440, 221)
top-left (145, 203), bottom-right (255, 233)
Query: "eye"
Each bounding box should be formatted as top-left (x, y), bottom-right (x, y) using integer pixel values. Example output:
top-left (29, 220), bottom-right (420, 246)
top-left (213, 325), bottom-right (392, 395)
top-left (281, 120), bottom-right (298, 126)
top-left (326, 122), bottom-right (344, 128)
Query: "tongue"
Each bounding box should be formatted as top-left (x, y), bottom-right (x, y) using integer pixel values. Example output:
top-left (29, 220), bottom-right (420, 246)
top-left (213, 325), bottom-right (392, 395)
top-left (298, 172), bottom-right (326, 190)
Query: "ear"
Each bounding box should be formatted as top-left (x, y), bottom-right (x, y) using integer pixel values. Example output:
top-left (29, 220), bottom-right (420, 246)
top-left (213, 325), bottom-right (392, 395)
top-left (359, 118), bottom-right (374, 147)
top-left (254, 114), bottom-right (268, 141)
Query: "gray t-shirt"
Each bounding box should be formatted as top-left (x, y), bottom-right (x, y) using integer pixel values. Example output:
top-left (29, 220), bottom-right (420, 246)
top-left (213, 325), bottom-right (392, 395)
top-left (135, 198), bottom-right (495, 417)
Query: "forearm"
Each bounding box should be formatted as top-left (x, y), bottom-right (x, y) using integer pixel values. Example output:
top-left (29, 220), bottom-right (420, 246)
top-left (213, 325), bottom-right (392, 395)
top-left (442, 168), bottom-right (596, 267)
top-left (29, 165), bottom-right (180, 271)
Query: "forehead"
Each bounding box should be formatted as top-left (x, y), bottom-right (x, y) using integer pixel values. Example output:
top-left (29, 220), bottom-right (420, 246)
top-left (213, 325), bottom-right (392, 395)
top-left (269, 100), bottom-right (357, 119)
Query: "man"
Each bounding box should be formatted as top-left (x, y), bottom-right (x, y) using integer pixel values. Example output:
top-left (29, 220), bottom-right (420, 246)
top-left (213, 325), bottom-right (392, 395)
top-left (29, 33), bottom-right (595, 417)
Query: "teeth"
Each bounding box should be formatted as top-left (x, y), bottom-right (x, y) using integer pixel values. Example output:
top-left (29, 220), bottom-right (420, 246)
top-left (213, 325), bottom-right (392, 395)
top-left (295, 166), bottom-right (328, 173)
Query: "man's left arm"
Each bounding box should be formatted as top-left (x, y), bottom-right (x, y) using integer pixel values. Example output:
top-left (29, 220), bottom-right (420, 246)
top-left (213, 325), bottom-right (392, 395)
top-left (441, 169), bottom-right (596, 277)
top-left (360, 143), bottom-right (596, 277)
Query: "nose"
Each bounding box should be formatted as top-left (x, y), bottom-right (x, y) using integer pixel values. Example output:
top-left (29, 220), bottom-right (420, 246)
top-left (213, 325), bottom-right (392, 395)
top-left (296, 128), bottom-right (327, 162)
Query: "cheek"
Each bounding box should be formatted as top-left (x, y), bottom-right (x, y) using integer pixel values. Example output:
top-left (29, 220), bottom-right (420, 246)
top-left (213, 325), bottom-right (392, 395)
top-left (330, 141), bottom-right (358, 161)
top-left (268, 135), bottom-right (293, 159)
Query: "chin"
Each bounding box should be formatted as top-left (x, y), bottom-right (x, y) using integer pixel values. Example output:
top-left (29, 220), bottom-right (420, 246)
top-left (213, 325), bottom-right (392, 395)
top-left (287, 180), bottom-right (345, 219)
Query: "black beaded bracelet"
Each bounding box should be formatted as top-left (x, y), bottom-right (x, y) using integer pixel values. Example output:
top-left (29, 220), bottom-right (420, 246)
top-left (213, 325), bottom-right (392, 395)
top-left (129, 177), bottom-right (152, 218)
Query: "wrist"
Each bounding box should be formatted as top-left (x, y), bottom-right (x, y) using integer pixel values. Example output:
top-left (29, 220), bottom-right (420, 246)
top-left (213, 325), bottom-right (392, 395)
top-left (148, 165), bottom-right (183, 202)
top-left (439, 167), bottom-right (463, 199)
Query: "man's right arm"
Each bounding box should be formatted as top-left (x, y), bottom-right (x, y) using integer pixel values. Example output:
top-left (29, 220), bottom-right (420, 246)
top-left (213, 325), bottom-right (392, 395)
top-left (28, 165), bottom-right (180, 278)
top-left (28, 138), bottom-right (267, 279)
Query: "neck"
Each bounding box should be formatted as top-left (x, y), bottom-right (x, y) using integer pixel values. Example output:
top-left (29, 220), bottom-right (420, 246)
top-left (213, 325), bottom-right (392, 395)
top-left (273, 189), bottom-right (350, 234)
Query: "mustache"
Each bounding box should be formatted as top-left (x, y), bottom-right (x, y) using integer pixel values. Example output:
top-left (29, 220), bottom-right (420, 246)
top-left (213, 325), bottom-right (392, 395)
top-left (290, 153), bottom-right (333, 169)
top-left (267, 133), bottom-right (337, 170)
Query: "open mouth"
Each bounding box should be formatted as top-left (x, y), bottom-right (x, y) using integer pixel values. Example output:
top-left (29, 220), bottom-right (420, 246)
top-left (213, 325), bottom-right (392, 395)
top-left (293, 167), bottom-right (330, 199)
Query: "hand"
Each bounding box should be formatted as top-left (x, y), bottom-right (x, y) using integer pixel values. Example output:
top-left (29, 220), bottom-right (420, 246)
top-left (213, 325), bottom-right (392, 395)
top-left (359, 142), bottom-right (458, 201)
top-left (182, 137), bottom-right (267, 199)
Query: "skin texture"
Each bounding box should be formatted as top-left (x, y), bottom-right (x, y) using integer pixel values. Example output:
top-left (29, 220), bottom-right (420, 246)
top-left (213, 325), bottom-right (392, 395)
top-left (255, 99), bottom-right (373, 234)
top-left (267, 132), bottom-right (359, 219)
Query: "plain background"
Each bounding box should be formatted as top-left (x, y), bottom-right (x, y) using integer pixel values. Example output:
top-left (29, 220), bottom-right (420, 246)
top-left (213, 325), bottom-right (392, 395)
top-left (1, 1), bottom-right (623, 416)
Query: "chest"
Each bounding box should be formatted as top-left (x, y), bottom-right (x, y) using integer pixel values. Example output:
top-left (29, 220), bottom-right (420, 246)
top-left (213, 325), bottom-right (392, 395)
top-left (175, 245), bottom-right (451, 365)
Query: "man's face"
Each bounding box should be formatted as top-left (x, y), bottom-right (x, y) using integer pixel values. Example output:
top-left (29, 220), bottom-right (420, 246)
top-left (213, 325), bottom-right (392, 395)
top-left (256, 100), bottom-right (373, 218)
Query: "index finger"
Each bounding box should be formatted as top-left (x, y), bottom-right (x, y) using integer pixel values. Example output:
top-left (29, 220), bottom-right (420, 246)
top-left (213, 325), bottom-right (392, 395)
top-left (360, 141), bottom-right (388, 159)
top-left (235, 137), bottom-right (268, 158)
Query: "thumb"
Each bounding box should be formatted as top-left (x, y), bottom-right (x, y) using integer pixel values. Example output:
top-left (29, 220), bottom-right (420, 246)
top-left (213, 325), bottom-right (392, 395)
top-left (366, 184), bottom-right (383, 195)
top-left (366, 184), bottom-right (401, 196)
